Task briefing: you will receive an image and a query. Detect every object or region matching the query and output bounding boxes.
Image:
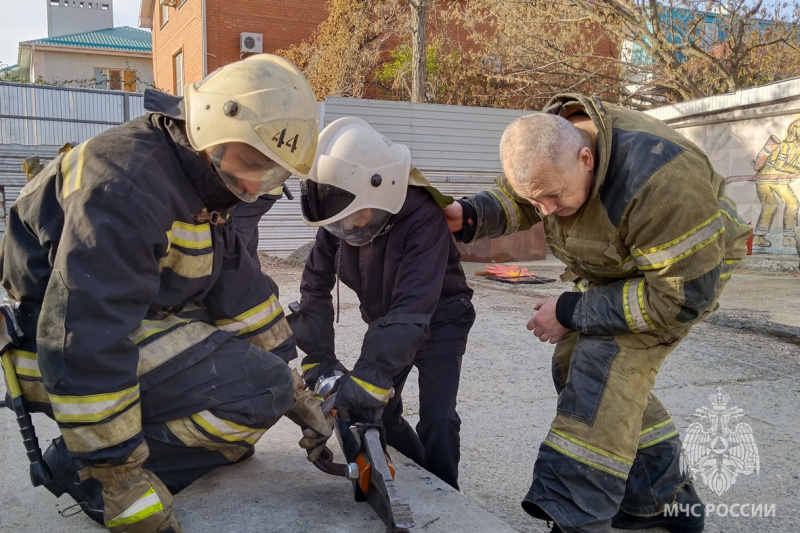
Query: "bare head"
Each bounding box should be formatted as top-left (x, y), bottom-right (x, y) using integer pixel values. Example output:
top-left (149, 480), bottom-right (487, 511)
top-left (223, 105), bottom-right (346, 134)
top-left (499, 113), bottom-right (595, 217)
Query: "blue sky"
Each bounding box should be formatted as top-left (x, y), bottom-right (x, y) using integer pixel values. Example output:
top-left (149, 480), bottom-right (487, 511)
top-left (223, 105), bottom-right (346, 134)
top-left (0, 0), bottom-right (144, 68)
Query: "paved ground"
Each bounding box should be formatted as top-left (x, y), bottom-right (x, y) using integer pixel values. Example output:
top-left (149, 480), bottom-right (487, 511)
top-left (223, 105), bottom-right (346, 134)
top-left (1, 252), bottom-right (798, 532)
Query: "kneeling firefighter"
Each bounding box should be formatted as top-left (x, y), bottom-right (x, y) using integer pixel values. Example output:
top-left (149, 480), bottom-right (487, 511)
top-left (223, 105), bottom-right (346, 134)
top-left (0, 54), bottom-right (330, 532)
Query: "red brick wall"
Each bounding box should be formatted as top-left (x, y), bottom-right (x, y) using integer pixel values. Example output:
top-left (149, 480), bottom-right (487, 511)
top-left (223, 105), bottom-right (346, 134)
top-left (152, 1), bottom-right (204, 93)
top-left (150, 0), bottom-right (329, 91)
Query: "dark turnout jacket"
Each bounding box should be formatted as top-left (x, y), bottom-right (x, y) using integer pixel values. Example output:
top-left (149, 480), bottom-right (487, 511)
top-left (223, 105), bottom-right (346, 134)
top-left (295, 185), bottom-right (473, 389)
top-left (0, 95), bottom-right (295, 462)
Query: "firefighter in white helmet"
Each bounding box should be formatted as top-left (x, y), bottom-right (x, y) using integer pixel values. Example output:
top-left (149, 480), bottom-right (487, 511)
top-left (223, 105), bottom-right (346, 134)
top-left (287, 117), bottom-right (475, 490)
top-left (0, 54), bottom-right (328, 532)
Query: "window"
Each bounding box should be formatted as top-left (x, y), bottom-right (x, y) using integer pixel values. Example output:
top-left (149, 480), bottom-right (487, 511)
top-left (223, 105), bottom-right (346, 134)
top-left (161, 5), bottom-right (169, 26)
top-left (94, 68), bottom-right (137, 92)
top-left (174, 51), bottom-right (184, 96)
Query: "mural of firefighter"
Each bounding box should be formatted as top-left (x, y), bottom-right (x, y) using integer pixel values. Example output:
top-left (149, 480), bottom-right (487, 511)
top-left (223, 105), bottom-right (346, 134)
top-left (750, 119), bottom-right (800, 251)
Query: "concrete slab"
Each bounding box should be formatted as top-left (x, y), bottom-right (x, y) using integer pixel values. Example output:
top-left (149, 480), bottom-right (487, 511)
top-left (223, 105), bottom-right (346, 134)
top-left (0, 400), bottom-right (518, 533)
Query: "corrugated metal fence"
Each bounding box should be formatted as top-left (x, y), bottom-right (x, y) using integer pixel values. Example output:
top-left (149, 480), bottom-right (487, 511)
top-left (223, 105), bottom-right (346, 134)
top-left (0, 83), bottom-right (528, 256)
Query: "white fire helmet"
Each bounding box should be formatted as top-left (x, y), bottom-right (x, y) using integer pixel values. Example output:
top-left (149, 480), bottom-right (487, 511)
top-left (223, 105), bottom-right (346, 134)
top-left (184, 54), bottom-right (319, 202)
top-left (301, 117), bottom-right (411, 246)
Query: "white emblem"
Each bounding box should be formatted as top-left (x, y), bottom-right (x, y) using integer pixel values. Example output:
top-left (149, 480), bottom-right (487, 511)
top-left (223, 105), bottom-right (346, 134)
top-left (681, 388), bottom-right (759, 496)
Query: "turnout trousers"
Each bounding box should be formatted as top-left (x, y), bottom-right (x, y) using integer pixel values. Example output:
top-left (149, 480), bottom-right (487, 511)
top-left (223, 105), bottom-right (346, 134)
top-left (523, 327), bottom-right (692, 532)
top-left (7, 312), bottom-right (294, 494)
top-left (380, 298), bottom-right (475, 490)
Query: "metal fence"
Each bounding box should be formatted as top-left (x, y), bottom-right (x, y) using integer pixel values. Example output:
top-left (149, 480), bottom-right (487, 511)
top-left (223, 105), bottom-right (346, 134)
top-left (0, 82), bottom-right (145, 145)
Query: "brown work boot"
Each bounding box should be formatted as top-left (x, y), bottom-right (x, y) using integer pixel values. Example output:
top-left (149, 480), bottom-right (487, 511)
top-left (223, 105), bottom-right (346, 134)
top-left (83, 441), bottom-right (183, 533)
top-left (752, 235), bottom-right (771, 247)
top-left (783, 236), bottom-right (796, 247)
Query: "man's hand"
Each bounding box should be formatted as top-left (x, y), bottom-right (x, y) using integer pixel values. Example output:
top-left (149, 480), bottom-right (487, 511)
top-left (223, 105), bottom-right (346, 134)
top-left (527, 297), bottom-right (569, 344)
top-left (443, 201), bottom-right (464, 233)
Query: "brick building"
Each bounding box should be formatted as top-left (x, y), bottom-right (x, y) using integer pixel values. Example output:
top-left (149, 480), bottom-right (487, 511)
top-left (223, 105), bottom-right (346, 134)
top-left (138, 0), bottom-right (328, 94)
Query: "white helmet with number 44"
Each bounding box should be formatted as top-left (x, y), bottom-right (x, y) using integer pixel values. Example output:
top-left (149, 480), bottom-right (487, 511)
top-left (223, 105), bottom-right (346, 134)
top-left (184, 54), bottom-right (319, 202)
top-left (301, 117), bottom-right (411, 245)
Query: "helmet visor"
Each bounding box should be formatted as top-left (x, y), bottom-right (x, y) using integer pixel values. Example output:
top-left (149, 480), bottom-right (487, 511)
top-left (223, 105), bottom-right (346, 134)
top-left (207, 142), bottom-right (292, 203)
top-left (323, 208), bottom-right (392, 246)
top-left (300, 178), bottom-right (357, 223)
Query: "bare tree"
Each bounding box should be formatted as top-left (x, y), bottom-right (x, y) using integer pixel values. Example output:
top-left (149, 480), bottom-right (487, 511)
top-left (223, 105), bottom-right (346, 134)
top-left (409, 0), bottom-right (429, 102)
top-left (456, 0), bottom-right (800, 108)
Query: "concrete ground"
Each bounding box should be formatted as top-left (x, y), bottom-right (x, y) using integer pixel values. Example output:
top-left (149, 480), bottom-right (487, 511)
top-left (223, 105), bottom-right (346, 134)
top-left (1, 252), bottom-right (798, 532)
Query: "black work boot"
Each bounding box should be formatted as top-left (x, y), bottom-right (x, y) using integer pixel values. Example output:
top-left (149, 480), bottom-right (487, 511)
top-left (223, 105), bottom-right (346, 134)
top-left (42, 437), bottom-right (105, 525)
top-left (612, 483), bottom-right (704, 532)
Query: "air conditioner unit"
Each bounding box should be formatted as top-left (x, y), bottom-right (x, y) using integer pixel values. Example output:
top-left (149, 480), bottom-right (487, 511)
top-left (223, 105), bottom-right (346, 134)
top-left (240, 32), bottom-right (263, 54)
top-left (160, 0), bottom-right (178, 7)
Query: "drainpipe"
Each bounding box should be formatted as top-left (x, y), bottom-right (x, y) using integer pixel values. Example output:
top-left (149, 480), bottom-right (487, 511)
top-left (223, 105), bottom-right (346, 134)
top-left (202, 0), bottom-right (207, 77)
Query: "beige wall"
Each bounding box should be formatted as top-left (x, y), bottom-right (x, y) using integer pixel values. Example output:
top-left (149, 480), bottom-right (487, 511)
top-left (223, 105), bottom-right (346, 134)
top-left (28, 49), bottom-right (153, 91)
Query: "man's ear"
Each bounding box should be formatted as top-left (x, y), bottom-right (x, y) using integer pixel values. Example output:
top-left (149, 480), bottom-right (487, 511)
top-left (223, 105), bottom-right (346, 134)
top-left (578, 146), bottom-right (594, 172)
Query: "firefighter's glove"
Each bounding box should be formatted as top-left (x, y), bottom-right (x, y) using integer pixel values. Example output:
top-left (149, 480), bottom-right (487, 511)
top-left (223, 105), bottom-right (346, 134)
top-left (284, 368), bottom-right (333, 462)
top-left (334, 373), bottom-right (391, 425)
top-left (80, 441), bottom-right (182, 533)
top-left (301, 356), bottom-right (349, 392)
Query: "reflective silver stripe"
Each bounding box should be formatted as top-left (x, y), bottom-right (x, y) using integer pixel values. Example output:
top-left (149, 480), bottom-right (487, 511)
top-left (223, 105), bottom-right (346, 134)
top-left (60, 405), bottom-right (142, 453)
top-left (50, 384), bottom-right (140, 424)
top-left (639, 419), bottom-right (679, 449)
top-left (191, 410), bottom-right (266, 445)
top-left (106, 487), bottom-right (164, 528)
top-left (10, 349), bottom-right (40, 378)
top-left (718, 196), bottom-right (748, 228)
top-left (215, 295), bottom-right (282, 335)
top-left (623, 277), bottom-right (652, 333)
top-left (487, 189), bottom-right (519, 234)
top-left (633, 214), bottom-right (724, 270)
top-left (137, 321), bottom-right (219, 376)
top-left (158, 248), bottom-right (214, 278)
top-left (544, 430), bottom-right (632, 479)
top-left (129, 315), bottom-right (190, 345)
top-left (170, 221), bottom-right (212, 250)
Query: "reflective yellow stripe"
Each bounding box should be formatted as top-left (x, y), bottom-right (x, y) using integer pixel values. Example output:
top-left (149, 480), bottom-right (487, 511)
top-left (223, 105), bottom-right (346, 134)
top-left (9, 349), bottom-right (40, 378)
top-left (301, 363), bottom-right (320, 373)
top-left (351, 376), bottom-right (391, 403)
top-left (190, 410), bottom-right (266, 445)
top-left (215, 295), bottom-right (283, 335)
top-left (105, 487), bottom-right (164, 528)
top-left (633, 213), bottom-right (724, 270)
top-left (158, 248), bottom-right (214, 278)
top-left (129, 315), bottom-right (190, 345)
top-left (60, 405), bottom-right (142, 453)
top-left (136, 321), bottom-right (218, 376)
top-left (639, 419), bottom-right (680, 449)
top-left (50, 384), bottom-right (140, 424)
top-left (545, 429), bottom-right (632, 479)
top-left (170, 221), bottom-right (212, 249)
top-left (61, 142), bottom-right (88, 199)
top-left (166, 417), bottom-right (251, 462)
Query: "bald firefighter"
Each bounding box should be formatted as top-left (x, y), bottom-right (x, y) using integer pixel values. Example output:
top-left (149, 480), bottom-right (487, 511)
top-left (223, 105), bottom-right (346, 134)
top-left (0, 55), bottom-right (330, 532)
top-left (445, 95), bottom-right (750, 532)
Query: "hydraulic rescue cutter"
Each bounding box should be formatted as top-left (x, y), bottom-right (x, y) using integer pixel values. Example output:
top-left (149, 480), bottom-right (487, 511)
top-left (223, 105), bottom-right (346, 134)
top-left (311, 374), bottom-right (415, 532)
